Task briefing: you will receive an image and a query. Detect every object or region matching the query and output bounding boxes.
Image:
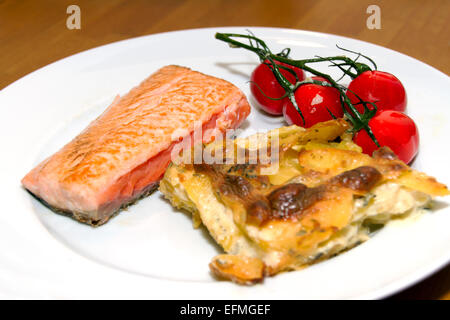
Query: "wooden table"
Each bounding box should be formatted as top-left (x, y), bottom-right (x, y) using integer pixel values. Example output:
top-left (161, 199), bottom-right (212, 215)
top-left (1, 0), bottom-right (449, 299)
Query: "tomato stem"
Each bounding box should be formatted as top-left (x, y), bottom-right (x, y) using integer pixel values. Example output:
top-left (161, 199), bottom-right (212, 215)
top-left (215, 31), bottom-right (380, 147)
top-left (335, 44), bottom-right (377, 71)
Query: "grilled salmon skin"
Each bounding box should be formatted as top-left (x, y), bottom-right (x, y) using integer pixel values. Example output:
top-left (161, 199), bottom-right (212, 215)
top-left (22, 65), bottom-right (251, 226)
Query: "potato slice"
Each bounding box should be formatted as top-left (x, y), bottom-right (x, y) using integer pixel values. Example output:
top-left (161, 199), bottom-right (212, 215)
top-left (209, 254), bottom-right (265, 285)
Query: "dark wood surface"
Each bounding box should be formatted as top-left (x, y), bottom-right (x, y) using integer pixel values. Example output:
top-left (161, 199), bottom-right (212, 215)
top-left (1, 0), bottom-right (449, 299)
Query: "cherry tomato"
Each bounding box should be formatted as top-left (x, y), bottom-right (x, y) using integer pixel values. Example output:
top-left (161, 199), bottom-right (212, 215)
top-left (250, 61), bottom-right (306, 115)
top-left (353, 110), bottom-right (419, 163)
top-left (347, 70), bottom-right (407, 114)
top-left (282, 76), bottom-right (343, 128)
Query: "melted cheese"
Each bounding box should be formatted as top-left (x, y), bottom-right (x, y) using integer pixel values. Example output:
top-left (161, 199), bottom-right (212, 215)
top-left (159, 120), bottom-right (449, 283)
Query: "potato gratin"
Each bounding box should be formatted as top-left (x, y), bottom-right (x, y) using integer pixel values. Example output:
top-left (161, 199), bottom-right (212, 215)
top-left (159, 120), bottom-right (449, 284)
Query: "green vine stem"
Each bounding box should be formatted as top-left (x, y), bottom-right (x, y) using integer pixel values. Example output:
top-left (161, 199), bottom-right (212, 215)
top-left (215, 32), bottom-right (380, 147)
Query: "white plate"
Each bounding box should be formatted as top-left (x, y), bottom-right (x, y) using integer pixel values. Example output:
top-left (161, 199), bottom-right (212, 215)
top-left (0, 27), bottom-right (449, 299)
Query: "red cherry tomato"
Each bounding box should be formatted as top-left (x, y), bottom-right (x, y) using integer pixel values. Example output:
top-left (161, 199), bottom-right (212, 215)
top-left (347, 70), bottom-right (407, 114)
top-left (353, 110), bottom-right (419, 164)
top-left (250, 61), bottom-right (306, 115)
top-left (282, 76), bottom-right (343, 128)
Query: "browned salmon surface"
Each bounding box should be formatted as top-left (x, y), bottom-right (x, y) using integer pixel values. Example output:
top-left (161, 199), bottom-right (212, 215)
top-left (22, 65), bottom-right (251, 225)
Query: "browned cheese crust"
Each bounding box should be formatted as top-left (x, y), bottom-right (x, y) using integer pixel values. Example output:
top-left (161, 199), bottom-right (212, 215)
top-left (160, 120), bottom-right (449, 284)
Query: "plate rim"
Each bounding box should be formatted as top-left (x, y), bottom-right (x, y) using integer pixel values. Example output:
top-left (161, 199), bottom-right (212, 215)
top-left (1, 26), bottom-right (449, 300)
top-left (1, 26), bottom-right (448, 94)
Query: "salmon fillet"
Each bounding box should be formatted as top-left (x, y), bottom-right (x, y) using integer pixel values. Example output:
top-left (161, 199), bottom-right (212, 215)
top-left (22, 65), bottom-right (251, 226)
